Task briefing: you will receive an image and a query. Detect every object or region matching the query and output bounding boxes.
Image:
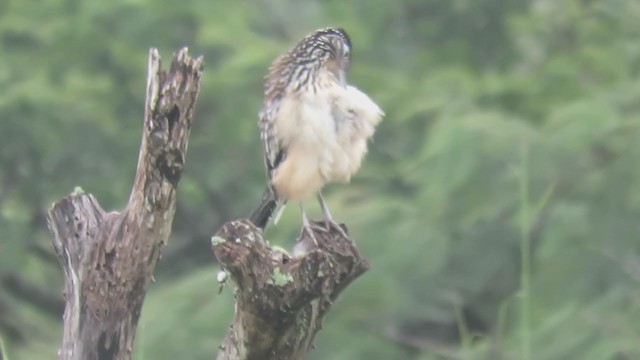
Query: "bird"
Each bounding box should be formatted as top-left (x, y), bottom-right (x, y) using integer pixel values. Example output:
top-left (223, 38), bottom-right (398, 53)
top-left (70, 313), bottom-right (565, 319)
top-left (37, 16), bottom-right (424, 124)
top-left (249, 27), bottom-right (384, 240)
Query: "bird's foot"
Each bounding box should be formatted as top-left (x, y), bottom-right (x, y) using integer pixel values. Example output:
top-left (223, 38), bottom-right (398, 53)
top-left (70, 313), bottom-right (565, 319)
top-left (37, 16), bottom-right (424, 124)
top-left (301, 223), bottom-right (322, 247)
top-left (292, 223), bottom-right (323, 256)
top-left (324, 218), bottom-right (349, 239)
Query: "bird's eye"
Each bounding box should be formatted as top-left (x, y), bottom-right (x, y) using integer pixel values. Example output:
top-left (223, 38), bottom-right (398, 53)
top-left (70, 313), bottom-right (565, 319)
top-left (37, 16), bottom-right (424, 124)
top-left (312, 49), bottom-right (325, 59)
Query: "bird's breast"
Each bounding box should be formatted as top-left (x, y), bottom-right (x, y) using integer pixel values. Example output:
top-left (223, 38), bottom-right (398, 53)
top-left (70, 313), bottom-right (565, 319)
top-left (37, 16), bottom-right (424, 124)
top-left (328, 85), bottom-right (384, 181)
top-left (271, 83), bottom-right (383, 200)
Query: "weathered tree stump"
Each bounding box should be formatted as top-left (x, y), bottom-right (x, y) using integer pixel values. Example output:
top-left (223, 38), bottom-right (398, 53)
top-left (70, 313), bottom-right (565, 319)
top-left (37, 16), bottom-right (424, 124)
top-left (46, 48), bottom-right (204, 360)
top-left (212, 221), bottom-right (370, 360)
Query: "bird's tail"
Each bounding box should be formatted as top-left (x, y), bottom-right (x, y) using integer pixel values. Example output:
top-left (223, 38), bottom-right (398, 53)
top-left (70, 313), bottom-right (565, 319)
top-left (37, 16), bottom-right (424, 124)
top-left (248, 187), bottom-right (287, 230)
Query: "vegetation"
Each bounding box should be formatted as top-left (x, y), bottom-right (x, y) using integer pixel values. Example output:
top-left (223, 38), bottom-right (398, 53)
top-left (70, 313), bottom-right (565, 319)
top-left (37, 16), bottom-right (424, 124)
top-left (1, 0), bottom-right (639, 359)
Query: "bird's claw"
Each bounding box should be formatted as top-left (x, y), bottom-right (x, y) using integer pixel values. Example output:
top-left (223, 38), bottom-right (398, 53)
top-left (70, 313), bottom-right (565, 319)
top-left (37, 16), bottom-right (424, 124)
top-left (324, 219), bottom-right (349, 239)
top-left (301, 223), bottom-right (321, 247)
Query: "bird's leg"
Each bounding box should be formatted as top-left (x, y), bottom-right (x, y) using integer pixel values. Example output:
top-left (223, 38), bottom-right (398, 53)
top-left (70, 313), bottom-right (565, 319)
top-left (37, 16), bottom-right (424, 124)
top-left (300, 202), bottom-right (319, 246)
top-left (317, 192), bottom-right (349, 239)
top-left (317, 192), bottom-right (334, 229)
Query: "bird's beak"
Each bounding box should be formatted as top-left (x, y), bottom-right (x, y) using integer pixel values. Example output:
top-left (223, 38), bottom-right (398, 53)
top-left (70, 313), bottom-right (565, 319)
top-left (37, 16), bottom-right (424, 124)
top-left (337, 68), bottom-right (347, 87)
top-left (326, 58), bottom-right (348, 87)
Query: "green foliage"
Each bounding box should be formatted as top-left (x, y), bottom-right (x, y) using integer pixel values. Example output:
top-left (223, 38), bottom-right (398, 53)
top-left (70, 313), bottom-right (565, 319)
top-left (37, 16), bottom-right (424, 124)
top-left (1, 0), bottom-right (640, 359)
top-left (0, 336), bottom-right (9, 360)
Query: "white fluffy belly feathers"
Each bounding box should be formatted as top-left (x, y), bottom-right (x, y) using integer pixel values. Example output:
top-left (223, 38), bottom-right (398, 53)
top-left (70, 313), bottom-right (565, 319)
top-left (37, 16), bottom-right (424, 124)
top-left (271, 83), bottom-right (384, 201)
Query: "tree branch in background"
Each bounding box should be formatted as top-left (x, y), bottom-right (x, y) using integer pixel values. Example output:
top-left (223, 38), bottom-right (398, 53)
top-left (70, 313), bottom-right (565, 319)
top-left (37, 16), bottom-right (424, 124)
top-left (2, 273), bottom-right (64, 317)
top-left (0, 296), bottom-right (24, 343)
top-left (212, 220), bottom-right (370, 360)
top-left (46, 48), bottom-right (203, 360)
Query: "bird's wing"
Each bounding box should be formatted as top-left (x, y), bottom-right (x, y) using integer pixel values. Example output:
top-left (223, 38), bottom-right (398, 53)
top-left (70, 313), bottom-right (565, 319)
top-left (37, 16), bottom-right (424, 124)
top-left (251, 101), bottom-right (288, 229)
top-left (258, 98), bottom-right (288, 225)
top-left (259, 102), bottom-right (285, 178)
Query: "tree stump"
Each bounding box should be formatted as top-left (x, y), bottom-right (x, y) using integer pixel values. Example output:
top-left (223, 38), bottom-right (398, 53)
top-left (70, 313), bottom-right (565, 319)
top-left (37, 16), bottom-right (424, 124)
top-left (46, 48), bottom-right (204, 360)
top-left (212, 221), bottom-right (370, 360)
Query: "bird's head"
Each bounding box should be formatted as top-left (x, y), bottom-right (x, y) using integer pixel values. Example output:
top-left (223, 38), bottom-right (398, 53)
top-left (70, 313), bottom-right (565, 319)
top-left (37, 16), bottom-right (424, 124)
top-left (286, 27), bottom-right (352, 87)
top-left (264, 27), bottom-right (353, 98)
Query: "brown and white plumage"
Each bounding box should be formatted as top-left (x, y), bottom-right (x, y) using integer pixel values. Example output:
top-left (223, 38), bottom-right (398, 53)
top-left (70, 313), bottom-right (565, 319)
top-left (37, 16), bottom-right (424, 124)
top-left (249, 27), bottom-right (383, 232)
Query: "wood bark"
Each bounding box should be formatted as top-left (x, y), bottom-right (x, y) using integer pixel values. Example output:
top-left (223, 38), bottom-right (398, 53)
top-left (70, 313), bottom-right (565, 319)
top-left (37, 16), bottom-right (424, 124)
top-left (46, 48), bottom-right (204, 360)
top-left (212, 220), bottom-right (370, 360)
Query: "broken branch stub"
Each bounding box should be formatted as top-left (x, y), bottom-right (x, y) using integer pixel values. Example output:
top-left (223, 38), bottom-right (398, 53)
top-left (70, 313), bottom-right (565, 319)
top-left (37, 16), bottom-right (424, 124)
top-left (212, 220), bottom-right (370, 360)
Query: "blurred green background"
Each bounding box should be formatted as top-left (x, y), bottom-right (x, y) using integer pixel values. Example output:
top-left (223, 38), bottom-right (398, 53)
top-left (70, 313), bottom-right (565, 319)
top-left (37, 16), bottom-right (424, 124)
top-left (1, 0), bottom-right (639, 359)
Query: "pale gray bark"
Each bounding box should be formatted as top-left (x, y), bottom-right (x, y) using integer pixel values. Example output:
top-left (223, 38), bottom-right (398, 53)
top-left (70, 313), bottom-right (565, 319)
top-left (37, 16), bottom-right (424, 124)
top-left (47, 48), bottom-right (204, 360)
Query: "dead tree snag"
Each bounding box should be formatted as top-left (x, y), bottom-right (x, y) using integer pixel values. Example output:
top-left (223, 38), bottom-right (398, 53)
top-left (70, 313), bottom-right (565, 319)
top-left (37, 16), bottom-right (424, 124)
top-left (46, 48), bottom-right (204, 360)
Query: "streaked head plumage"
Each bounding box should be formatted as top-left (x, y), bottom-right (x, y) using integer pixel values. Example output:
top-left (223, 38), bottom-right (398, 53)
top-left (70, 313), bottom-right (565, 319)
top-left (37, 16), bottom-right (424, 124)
top-left (290, 27), bottom-right (352, 66)
top-left (265, 27), bottom-right (353, 95)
